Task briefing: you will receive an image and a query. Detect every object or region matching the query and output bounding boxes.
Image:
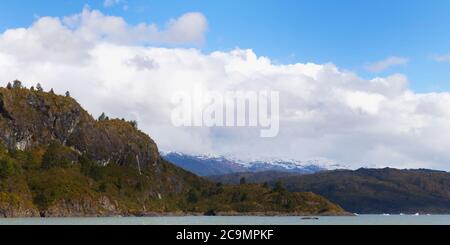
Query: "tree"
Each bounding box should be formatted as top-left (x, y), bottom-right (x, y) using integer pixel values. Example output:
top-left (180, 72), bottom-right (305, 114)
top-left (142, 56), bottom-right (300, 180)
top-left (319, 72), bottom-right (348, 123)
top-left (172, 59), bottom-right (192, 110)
top-left (231, 192), bottom-right (241, 202)
top-left (99, 183), bottom-right (108, 193)
top-left (30, 86), bottom-right (35, 91)
top-left (0, 158), bottom-right (17, 178)
top-left (41, 142), bottom-right (71, 169)
top-left (49, 88), bottom-right (55, 94)
top-left (79, 154), bottom-right (102, 180)
top-left (240, 193), bottom-right (248, 202)
top-left (262, 182), bottom-right (270, 189)
top-left (285, 199), bottom-right (296, 210)
top-left (36, 83), bottom-right (43, 92)
top-left (12, 80), bottom-right (22, 89)
top-left (65, 91), bottom-right (71, 97)
top-left (273, 181), bottom-right (287, 193)
top-left (6, 82), bottom-right (12, 89)
top-left (98, 113), bottom-right (107, 121)
top-left (231, 192), bottom-right (246, 202)
top-left (240, 177), bottom-right (247, 185)
top-left (130, 120), bottom-right (138, 129)
top-left (187, 189), bottom-right (200, 203)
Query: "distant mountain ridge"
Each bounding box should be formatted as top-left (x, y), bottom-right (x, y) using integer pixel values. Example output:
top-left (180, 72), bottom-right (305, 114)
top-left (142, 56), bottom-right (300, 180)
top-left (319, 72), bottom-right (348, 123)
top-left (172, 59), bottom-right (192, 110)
top-left (210, 168), bottom-right (450, 214)
top-left (161, 151), bottom-right (348, 176)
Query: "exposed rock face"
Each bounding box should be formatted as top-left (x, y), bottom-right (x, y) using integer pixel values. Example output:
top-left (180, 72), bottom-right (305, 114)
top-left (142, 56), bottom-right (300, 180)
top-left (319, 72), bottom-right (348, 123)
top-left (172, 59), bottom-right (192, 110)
top-left (41, 196), bottom-right (119, 217)
top-left (0, 193), bottom-right (40, 218)
top-left (0, 205), bottom-right (39, 218)
top-left (0, 87), bottom-right (159, 170)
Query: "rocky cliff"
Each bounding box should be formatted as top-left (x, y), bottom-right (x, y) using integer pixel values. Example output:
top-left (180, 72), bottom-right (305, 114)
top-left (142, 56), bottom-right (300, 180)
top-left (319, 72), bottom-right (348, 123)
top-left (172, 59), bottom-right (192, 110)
top-left (0, 86), bottom-right (159, 171)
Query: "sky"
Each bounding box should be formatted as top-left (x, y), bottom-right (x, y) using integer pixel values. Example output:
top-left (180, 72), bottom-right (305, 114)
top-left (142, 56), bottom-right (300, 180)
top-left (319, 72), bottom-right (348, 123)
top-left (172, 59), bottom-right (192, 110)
top-left (1, 1), bottom-right (450, 170)
top-left (1, 0), bottom-right (450, 92)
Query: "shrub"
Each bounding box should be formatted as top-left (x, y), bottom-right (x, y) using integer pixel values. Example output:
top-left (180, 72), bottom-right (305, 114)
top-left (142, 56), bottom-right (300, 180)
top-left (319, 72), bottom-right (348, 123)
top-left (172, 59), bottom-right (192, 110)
top-left (79, 154), bottom-right (104, 180)
top-left (0, 158), bottom-right (18, 178)
top-left (187, 189), bottom-right (200, 203)
top-left (273, 181), bottom-right (287, 193)
top-left (41, 142), bottom-right (75, 169)
top-left (240, 177), bottom-right (247, 185)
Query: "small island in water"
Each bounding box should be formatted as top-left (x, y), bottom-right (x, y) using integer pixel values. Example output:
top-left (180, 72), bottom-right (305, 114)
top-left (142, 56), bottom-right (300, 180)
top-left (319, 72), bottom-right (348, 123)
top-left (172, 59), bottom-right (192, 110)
top-left (0, 81), bottom-right (348, 218)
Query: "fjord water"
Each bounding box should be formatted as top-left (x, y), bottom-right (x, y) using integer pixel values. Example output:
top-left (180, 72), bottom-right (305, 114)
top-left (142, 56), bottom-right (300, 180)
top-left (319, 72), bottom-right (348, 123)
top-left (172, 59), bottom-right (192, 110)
top-left (1, 215), bottom-right (450, 225)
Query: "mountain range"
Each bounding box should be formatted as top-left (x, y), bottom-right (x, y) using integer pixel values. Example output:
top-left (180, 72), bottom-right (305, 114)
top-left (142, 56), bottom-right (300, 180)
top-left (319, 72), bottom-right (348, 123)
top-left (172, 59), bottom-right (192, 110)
top-left (161, 152), bottom-right (450, 214)
top-left (161, 151), bottom-right (347, 176)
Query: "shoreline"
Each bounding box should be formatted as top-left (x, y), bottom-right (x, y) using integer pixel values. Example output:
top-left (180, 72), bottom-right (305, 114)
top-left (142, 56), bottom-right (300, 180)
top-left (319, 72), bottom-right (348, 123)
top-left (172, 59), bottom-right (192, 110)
top-left (3, 213), bottom-right (450, 220)
top-left (1, 211), bottom-right (354, 219)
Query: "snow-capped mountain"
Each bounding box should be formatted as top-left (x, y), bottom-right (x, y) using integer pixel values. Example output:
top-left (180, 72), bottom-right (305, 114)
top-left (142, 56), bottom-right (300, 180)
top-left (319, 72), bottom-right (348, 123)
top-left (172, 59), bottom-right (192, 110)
top-left (160, 151), bottom-right (348, 176)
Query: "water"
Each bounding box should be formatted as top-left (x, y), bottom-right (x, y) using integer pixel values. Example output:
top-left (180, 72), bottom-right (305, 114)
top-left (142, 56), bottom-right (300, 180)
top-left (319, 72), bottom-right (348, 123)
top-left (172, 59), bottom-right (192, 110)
top-left (1, 215), bottom-right (450, 225)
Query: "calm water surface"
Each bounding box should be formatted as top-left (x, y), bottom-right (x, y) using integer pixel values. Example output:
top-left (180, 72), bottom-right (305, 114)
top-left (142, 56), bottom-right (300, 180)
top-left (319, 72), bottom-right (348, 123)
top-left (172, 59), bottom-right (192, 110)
top-left (1, 215), bottom-right (450, 225)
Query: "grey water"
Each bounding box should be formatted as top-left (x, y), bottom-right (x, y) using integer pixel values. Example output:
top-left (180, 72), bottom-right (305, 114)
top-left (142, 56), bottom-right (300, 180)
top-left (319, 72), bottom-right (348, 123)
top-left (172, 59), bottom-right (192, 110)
top-left (1, 215), bottom-right (450, 225)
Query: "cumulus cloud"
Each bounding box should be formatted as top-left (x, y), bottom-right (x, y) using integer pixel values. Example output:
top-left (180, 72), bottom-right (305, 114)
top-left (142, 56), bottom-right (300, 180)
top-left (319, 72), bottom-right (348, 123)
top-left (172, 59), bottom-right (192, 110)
top-left (1, 9), bottom-right (450, 170)
top-left (104, 0), bottom-right (129, 11)
top-left (0, 7), bottom-right (207, 64)
top-left (366, 56), bottom-right (409, 73)
top-left (433, 53), bottom-right (450, 62)
top-left (104, 0), bottom-right (121, 7)
top-left (126, 55), bottom-right (159, 70)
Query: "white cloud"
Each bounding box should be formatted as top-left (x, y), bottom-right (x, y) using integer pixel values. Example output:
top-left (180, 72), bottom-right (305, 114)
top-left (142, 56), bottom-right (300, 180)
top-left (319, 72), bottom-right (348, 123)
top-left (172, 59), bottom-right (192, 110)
top-left (366, 56), bottom-right (409, 73)
top-left (2, 9), bottom-right (450, 170)
top-left (104, 0), bottom-right (123, 8)
top-left (0, 7), bottom-right (207, 65)
top-left (434, 53), bottom-right (450, 62)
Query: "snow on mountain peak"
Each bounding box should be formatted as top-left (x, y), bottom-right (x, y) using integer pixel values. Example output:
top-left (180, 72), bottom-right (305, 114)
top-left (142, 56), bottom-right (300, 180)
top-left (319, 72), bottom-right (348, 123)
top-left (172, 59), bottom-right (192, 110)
top-left (160, 150), bottom-right (349, 172)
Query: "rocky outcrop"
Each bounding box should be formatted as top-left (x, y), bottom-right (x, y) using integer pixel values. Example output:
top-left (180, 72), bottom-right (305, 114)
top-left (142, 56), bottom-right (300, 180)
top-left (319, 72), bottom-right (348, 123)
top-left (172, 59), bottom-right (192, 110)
top-left (0, 192), bottom-right (39, 218)
top-left (0, 87), bottom-right (159, 170)
top-left (41, 196), bottom-right (120, 217)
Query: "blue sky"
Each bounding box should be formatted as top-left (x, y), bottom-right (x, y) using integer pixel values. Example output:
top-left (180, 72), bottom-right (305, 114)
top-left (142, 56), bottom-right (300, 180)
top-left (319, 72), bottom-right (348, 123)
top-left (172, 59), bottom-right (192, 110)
top-left (1, 0), bottom-right (449, 92)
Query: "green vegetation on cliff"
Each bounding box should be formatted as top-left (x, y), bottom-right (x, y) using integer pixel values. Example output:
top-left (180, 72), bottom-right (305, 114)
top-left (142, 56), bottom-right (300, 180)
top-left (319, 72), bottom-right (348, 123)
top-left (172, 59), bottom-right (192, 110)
top-left (0, 84), bottom-right (346, 217)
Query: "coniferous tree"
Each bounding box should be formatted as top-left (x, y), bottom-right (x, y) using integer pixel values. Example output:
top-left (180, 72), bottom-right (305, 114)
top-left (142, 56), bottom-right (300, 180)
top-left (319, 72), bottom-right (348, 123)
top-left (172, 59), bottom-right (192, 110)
top-left (240, 177), bottom-right (247, 185)
top-left (36, 83), bottom-right (43, 92)
top-left (130, 120), bottom-right (138, 129)
top-left (98, 113), bottom-right (107, 121)
top-left (187, 189), bottom-right (200, 203)
top-left (49, 88), bottom-right (55, 94)
top-left (41, 142), bottom-right (71, 169)
top-left (12, 80), bottom-right (22, 89)
top-left (65, 91), bottom-right (71, 97)
top-left (6, 82), bottom-right (12, 89)
top-left (273, 181), bottom-right (287, 193)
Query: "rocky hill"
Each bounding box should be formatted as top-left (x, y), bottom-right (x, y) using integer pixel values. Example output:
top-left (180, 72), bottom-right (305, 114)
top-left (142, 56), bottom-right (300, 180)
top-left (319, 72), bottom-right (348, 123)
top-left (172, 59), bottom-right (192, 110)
top-left (0, 85), bottom-right (159, 170)
top-left (0, 83), bottom-right (347, 217)
top-left (211, 168), bottom-right (450, 214)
